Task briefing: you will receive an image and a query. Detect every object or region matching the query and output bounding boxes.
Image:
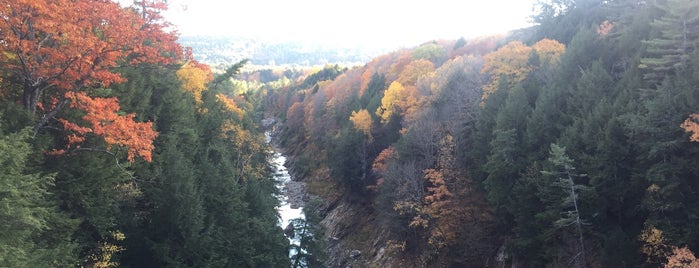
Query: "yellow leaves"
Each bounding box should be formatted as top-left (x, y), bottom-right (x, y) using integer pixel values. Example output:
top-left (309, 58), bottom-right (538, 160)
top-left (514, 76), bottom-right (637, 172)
top-left (640, 225), bottom-right (699, 267)
top-left (393, 201), bottom-right (428, 228)
top-left (220, 119), bottom-right (245, 142)
top-left (83, 231), bottom-right (125, 268)
top-left (349, 109), bottom-right (372, 140)
top-left (220, 119), bottom-right (258, 153)
top-left (681, 114), bottom-right (699, 142)
top-left (216, 93), bottom-right (245, 120)
top-left (409, 215), bottom-right (430, 229)
top-left (397, 59), bottom-right (435, 86)
top-left (533, 38), bottom-right (565, 66)
top-left (481, 41), bottom-right (533, 99)
top-left (375, 81), bottom-right (421, 123)
top-left (641, 226), bottom-right (667, 261)
top-left (376, 81), bottom-right (404, 122)
top-left (481, 39), bottom-right (565, 100)
top-left (385, 240), bottom-right (407, 254)
top-left (177, 61), bottom-right (213, 105)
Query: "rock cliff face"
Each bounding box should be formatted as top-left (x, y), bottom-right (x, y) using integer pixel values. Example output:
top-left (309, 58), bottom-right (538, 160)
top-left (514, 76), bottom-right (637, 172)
top-left (265, 117), bottom-right (410, 267)
top-left (285, 164), bottom-right (416, 268)
top-left (317, 200), bottom-right (399, 268)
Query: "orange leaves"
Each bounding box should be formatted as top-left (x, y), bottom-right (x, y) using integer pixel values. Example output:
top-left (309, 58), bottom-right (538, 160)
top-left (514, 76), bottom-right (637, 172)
top-left (682, 114), bottom-right (699, 142)
top-left (665, 246), bottom-right (699, 268)
top-left (640, 225), bottom-right (699, 267)
top-left (424, 169), bottom-right (452, 203)
top-left (372, 147), bottom-right (396, 174)
top-left (597, 20), bottom-right (615, 37)
top-left (60, 92), bottom-right (157, 162)
top-left (216, 93), bottom-right (245, 120)
top-left (0, 0), bottom-right (182, 113)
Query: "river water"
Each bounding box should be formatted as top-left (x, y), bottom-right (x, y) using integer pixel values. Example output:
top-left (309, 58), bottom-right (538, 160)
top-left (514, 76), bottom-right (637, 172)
top-left (267, 133), bottom-right (308, 266)
top-left (272, 151), bottom-right (305, 230)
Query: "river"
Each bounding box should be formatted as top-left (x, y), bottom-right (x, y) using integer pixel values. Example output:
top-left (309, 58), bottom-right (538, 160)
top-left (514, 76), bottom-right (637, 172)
top-left (272, 151), bottom-right (305, 231)
top-left (267, 133), bottom-right (308, 266)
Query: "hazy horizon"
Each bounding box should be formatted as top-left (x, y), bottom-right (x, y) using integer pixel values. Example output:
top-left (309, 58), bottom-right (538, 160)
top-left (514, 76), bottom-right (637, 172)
top-left (158, 0), bottom-right (538, 49)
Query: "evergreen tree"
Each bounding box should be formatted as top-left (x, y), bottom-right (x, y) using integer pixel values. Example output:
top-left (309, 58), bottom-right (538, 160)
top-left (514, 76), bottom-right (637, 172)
top-left (0, 118), bottom-right (77, 267)
top-left (483, 84), bottom-right (531, 209)
top-left (640, 0), bottom-right (699, 85)
top-left (538, 144), bottom-right (592, 268)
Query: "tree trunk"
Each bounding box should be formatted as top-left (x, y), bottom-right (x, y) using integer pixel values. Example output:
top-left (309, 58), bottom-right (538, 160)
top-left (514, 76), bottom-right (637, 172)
top-left (23, 79), bottom-right (38, 116)
top-left (566, 170), bottom-right (586, 267)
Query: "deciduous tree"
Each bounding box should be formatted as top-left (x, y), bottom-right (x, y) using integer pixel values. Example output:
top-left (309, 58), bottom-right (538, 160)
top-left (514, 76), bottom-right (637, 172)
top-left (349, 109), bottom-right (373, 140)
top-left (177, 61), bottom-right (213, 105)
top-left (0, 0), bottom-right (180, 161)
top-left (481, 41), bottom-right (534, 99)
top-left (58, 92), bottom-right (158, 162)
top-left (682, 114), bottom-right (699, 142)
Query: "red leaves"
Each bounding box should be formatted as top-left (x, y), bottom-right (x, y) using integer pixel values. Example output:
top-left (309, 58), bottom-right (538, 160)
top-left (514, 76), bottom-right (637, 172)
top-left (60, 92), bottom-right (157, 162)
top-left (1, 0), bottom-right (180, 93)
top-left (0, 0), bottom-right (180, 162)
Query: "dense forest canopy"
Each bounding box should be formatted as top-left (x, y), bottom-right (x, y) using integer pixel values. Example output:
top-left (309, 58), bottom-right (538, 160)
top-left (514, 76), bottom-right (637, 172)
top-left (2, 0), bottom-right (699, 267)
top-left (0, 0), bottom-right (287, 266)
top-left (257, 0), bottom-right (699, 267)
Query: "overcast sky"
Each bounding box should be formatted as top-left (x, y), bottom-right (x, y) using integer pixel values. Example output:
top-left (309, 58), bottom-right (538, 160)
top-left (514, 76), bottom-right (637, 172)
top-left (159, 0), bottom-right (538, 48)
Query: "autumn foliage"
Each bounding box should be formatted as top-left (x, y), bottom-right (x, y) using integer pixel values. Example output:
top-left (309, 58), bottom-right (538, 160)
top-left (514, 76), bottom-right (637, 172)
top-left (0, 0), bottom-right (181, 111)
top-left (177, 61), bottom-right (214, 105)
top-left (376, 81), bottom-right (421, 123)
top-left (0, 0), bottom-right (182, 162)
top-left (216, 93), bottom-right (245, 120)
top-left (349, 109), bottom-right (373, 139)
top-left (682, 114), bottom-right (699, 142)
top-left (641, 226), bottom-right (699, 267)
top-left (59, 92), bottom-right (158, 162)
top-left (481, 41), bottom-right (534, 99)
top-left (481, 39), bottom-right (564, 99)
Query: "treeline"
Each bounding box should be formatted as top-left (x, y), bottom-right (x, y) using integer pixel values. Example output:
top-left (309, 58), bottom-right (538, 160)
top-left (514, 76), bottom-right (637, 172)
top-left (179, 36), bottom-right (389, 68)
top-left (0, 1), bottom-right (287, 267)
top-left (264, 0), bottom-right (699, 266)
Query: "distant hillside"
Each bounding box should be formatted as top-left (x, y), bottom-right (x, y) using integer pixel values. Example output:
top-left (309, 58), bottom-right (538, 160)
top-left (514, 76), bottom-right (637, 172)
top-left (178, 35), bottom-right (394, 68)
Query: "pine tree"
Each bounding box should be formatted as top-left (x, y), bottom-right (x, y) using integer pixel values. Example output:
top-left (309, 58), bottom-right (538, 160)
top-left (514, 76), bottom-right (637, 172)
top-left (640, 0), bottom-right (699, 85)
top-left (0, 119), bottom-right (77, 267)
top-left (483, 84), bottom-right (531, 209)
top-left (539, 144), bottom-right (591, 268)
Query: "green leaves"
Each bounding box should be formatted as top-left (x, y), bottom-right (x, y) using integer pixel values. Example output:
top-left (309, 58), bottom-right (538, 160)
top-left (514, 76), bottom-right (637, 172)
top-left (640, 0), bottom-right (699, 85)
top-left (0, 121), bottom-right (77, 267)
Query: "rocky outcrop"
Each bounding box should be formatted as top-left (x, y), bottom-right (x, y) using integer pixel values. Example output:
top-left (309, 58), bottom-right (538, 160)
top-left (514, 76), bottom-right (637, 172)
top-left (283, 177), bottom-right (306, 209)
top-left (267, 117), bottom-right (409, 268)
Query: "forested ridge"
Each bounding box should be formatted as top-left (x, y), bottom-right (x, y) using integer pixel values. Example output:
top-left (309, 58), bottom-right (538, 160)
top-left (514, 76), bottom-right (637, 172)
top-left (0, 0), bottom-right (288, 267)
top-left (3, 0), bottom-right (699, 267)
top-left (260, 0), bottom-right (699, 267)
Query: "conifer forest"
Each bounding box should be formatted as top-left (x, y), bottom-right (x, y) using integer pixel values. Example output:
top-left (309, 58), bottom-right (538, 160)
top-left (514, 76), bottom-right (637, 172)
top-left (1, 0), bottom-right (699, 267)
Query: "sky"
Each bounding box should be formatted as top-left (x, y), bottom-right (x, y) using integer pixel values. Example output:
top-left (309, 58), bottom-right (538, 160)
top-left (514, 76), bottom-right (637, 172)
top-left (159, 0), bottom-right (538, 48)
